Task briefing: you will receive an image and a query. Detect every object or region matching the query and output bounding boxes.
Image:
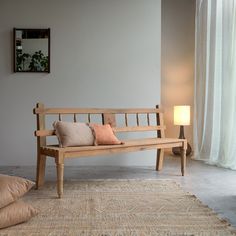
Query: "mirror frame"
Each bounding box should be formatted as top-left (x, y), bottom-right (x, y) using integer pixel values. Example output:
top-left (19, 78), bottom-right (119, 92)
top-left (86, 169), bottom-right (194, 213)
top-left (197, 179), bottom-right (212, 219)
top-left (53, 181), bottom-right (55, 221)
top-left (13, 28), bottom-right (50, 73)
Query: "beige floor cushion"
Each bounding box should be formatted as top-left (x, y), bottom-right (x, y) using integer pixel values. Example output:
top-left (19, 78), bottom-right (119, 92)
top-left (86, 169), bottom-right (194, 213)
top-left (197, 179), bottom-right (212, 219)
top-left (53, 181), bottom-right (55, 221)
top-left (0, 174), bottom-right (35, 209)
top-left (0, 200), bottom-right (38, 229)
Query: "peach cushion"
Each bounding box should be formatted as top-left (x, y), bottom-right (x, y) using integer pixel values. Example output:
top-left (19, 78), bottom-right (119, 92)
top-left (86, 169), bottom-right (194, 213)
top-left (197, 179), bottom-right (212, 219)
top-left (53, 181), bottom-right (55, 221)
top-left (53, 121), bottom-right (94, 147)
top-left (0, 174), bottom-right (35, 209)
top-left (89, 124), bottom-right (122, 145)
top-left (0, 200), bottom-right (38, 229)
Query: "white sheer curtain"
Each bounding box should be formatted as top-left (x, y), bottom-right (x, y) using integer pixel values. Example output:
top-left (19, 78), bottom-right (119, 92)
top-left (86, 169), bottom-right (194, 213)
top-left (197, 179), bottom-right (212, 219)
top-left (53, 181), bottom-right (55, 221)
top-left (194, 0), bottom-right (236, 169)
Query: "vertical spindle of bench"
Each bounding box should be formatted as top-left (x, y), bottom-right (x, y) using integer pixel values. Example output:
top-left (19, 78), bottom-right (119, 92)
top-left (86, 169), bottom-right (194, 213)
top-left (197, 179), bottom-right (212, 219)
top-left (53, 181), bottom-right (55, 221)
top-left (59, 114), bottom-right (62, 121)
top-left (88, 113), bottom-right (91, 123)
top-left (147, 113), bottom-right (150, 126)
top-left (125, 113), bottom-right (128, 126)
top-left (73, 114), bottom-right (77, 122)
top-left (35, 103), bottom-right (47, 189)
top-left (136, 113), bottom-right (139, 126)
top-left (156, 105), bottom-right (165, 171)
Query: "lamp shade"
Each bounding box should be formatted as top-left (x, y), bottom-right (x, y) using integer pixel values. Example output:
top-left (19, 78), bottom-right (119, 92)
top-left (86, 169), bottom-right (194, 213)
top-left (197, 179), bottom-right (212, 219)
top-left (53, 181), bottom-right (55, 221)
top-left (174, 106), bottom-right (190, 126)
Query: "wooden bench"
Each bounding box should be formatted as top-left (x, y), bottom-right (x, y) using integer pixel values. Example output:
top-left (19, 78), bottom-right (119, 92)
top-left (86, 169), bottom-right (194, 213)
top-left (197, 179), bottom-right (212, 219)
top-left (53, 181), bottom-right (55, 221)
top-left (34, 103), bottom-right (187, 198)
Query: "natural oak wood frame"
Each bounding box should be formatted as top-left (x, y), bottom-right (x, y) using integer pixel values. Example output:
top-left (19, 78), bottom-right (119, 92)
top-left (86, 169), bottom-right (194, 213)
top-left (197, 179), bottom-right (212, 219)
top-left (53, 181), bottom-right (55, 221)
top-left (34, 103), bottom-right (187, 198)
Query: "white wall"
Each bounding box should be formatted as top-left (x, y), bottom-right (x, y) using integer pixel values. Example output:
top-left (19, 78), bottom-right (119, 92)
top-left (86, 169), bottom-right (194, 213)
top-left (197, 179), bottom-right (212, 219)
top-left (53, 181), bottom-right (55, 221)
top-left (0, 0), bottom-right (161, 166)
top-left (161, 0), bottom-right (195, 149)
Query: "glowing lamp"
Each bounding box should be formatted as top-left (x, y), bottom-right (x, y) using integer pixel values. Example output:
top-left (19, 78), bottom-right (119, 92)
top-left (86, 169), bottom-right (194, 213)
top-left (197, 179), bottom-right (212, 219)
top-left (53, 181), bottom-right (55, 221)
top-left (174, 106), bottom-right (190, 126)
top-left (172, 105), bottom-right (192, 156)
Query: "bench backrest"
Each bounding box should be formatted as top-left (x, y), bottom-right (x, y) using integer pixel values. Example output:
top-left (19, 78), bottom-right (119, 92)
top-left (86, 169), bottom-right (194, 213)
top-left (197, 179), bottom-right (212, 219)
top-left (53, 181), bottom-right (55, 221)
top-left (34, 103), bottom-right (165, 147)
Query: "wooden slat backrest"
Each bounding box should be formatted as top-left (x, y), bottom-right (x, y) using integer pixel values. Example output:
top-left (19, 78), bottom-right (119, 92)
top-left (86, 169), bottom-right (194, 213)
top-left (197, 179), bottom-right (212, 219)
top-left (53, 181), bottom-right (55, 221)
top-left (34, 108), bottom-right (163, 114)
top-left (34, 103), bottom-right (166, 140)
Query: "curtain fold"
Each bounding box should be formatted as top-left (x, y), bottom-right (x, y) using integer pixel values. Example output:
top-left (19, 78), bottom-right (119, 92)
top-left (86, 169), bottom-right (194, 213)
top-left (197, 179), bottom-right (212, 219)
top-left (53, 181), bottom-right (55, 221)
top-left (194, 0), bottom-right (236, 169)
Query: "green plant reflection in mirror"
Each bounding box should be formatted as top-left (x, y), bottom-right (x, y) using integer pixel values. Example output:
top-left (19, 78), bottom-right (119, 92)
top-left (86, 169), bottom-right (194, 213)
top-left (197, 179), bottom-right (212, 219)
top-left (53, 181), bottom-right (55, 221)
top-left (14, 28), bottom-right (50, 73)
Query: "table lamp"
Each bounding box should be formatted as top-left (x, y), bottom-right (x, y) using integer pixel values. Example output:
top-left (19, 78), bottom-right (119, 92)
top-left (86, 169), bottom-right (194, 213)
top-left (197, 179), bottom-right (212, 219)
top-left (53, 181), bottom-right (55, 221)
top-left (172, 105), bottom-right (192, 156)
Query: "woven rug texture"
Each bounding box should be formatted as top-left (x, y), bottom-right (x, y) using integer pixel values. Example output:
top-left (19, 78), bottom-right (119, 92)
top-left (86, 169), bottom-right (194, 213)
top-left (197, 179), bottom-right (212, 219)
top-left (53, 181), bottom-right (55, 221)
top-left (0, 179), bottom-right (235, 236)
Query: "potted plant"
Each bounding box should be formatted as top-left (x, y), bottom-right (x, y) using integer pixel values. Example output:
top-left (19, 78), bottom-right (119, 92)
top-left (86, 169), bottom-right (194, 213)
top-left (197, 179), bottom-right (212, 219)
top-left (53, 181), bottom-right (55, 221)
top-left (29, 50), bottom-right (48, 72)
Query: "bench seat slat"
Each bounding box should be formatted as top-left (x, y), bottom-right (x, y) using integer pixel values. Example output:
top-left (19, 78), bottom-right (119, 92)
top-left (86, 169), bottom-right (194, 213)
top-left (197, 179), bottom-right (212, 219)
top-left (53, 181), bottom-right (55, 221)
top-left (41, 138), bottom-right (184, 154)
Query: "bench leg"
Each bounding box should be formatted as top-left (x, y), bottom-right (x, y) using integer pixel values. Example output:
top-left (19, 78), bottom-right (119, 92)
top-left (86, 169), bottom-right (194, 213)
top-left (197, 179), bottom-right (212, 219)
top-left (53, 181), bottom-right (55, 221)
top-left (181, 147), bottom-right (187, 176)
top-left (156, 149), bottom-right (164, 171)
top-left (55, 155), bottom-right (64, 198)
top-left (36, 154), bottom-right (46, 189)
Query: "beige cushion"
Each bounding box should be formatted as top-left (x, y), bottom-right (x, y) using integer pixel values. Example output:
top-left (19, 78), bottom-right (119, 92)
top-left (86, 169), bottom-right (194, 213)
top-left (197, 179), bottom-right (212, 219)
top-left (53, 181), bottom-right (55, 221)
top-left (0, 174), bottom-right (35, 209)
top-left (53, 121), bottom-right (94, 147)
top-left (0, 200), bottom-right (38, 229)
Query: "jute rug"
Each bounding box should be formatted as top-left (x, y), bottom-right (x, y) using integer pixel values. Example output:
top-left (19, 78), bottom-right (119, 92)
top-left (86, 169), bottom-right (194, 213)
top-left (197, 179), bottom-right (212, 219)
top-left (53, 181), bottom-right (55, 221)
top-left (0, 179), bottom-right (235, 236)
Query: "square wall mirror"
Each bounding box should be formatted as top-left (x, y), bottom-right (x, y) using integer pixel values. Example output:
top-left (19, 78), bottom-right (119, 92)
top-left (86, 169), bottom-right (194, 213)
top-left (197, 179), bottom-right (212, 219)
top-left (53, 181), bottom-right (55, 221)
top-left (13, 28), bottom-right (50, 73)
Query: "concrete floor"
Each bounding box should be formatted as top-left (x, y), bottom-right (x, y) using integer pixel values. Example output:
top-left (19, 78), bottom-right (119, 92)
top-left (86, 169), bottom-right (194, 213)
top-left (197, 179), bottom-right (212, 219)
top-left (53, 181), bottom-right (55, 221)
top-left (1, 156), bottom-right (236, 227)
